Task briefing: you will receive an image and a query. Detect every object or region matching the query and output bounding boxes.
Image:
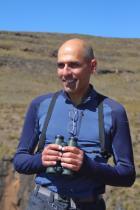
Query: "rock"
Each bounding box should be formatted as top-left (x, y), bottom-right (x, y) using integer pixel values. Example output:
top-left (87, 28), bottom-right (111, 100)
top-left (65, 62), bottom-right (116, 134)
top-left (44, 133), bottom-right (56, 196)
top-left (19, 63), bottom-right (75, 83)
top-left (0, 158), bottom-right (34, 210)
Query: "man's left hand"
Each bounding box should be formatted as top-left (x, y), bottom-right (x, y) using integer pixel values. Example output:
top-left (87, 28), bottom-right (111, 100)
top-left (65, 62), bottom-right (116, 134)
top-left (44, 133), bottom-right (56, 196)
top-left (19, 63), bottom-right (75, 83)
top-left (61, 146), bottom-right (84, 172)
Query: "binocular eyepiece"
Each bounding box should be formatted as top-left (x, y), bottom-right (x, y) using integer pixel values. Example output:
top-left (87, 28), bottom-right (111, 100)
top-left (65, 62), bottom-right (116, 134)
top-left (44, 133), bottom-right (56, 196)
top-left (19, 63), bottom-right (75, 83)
top-left (46, 135), bottom-right (77, 176)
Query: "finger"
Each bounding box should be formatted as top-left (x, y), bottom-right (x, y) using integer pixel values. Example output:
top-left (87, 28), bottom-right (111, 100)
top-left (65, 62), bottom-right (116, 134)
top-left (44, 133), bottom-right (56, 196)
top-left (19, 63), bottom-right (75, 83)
top-left (44, 150), bottom-right (62, 156)
top-left (62, 146), bottom-right (81, 154)
top-left (61, 155), bottom-right (83, 168)
top-left (42, 160), bottom-right (57, 167)
top-left (42, 153), bottom-right (61, 167)
top-left (42, 145), bottom-right (62, 156)
top-left (61, 156), bottom-right (82, 165)
top-left (62, 149), bottom-right (84, 161)
top-left (61, 162), bottom-right (82, 172)
top-left (44, 144), bottom-right (62, 151)
top-left (42, 155), bottom-right (61, 162)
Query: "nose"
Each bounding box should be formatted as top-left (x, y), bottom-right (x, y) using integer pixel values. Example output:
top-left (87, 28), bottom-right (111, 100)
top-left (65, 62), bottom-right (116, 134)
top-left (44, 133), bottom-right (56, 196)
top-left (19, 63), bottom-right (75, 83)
top-left (62, 64), bottom-right (72, 76)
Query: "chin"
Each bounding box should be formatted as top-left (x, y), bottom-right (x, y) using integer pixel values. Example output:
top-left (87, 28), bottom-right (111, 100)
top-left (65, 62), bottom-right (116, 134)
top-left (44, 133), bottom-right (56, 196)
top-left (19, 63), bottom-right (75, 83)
top-left (64, 88), bottom-right (73, 93)
top-left (64, 87), bottom-right (76, 94)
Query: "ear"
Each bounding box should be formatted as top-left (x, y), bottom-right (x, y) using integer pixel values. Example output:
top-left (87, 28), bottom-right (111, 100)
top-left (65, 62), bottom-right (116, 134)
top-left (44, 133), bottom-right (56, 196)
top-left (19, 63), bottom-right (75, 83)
top-left (91, 59), bottom-right (97, 74)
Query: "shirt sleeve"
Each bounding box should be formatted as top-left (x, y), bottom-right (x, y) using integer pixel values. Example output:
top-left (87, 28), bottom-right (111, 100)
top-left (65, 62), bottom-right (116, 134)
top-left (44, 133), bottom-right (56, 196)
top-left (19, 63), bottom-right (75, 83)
top-left (81, 104), bottom-right (136, 187)
top-left (13, 98), bottom-right (46, 174)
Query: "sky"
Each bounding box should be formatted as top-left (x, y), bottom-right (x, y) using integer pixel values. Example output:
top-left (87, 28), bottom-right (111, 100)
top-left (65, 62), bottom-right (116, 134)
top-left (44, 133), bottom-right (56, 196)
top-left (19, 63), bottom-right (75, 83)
top-left (0, 0), bottom-right (140, 38)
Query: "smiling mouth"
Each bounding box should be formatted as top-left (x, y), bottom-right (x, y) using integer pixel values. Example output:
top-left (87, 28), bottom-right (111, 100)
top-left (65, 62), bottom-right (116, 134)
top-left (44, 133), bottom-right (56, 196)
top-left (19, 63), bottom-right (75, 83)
top-left (62, 78), bottom-right (77, 85)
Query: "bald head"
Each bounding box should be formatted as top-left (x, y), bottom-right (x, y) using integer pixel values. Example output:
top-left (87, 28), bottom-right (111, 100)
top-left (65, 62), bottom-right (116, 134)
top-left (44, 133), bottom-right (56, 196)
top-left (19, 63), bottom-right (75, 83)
top-left (58, 39), bottom-right (94, 62)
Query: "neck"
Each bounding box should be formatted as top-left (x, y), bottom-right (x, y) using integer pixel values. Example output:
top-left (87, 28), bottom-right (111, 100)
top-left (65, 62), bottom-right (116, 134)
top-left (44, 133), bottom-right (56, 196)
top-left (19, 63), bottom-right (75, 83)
top-left (69, 94), bottom-right (83, 105)
top-left (67, 85), bottom-right (91, 105)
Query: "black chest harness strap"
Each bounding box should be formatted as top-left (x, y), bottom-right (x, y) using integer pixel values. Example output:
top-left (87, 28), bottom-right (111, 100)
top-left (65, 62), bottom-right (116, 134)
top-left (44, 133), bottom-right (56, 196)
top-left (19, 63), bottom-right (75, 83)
top-left (98, 101), bottom-right (111, 158)
top-left (36, 91), bottom-right (111, 158)
top-left (36, 91), bottom-right (60, 153)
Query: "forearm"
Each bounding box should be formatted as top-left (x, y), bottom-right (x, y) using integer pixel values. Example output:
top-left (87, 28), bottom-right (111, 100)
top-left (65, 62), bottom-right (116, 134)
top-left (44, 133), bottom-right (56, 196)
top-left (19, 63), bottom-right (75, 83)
top-left (13, 97), bottom-right (47, 174)
top-left (13, 150), bottom-right (46, 174)
top-left (81, 155), bottom-right (136, 187)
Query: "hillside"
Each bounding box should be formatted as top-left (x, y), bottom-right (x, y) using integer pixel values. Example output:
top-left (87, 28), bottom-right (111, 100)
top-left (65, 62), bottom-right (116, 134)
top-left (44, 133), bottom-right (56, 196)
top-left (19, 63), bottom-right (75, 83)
top-left (0, 31), bottom-right (140, 210)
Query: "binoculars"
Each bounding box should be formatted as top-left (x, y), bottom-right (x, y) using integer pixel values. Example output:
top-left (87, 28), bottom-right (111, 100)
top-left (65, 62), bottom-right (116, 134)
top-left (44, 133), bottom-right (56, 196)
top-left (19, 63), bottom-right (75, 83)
top-left (46, 135), bottom-right (77, 176)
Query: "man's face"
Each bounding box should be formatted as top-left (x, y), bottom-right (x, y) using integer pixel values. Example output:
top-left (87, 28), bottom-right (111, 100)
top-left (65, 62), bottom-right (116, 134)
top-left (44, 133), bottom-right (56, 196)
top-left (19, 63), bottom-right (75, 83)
top-left (57, 44), bottom-right (96, 99)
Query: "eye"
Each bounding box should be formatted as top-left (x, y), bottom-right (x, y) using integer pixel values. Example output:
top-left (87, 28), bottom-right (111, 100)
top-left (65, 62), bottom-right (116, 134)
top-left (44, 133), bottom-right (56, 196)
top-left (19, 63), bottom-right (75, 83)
top-left (57, 62), bottom-right (65, 69)
top-left (57, 62), bottom-right (82, 69)
top-left (68, 62), bottom-right (81, 68)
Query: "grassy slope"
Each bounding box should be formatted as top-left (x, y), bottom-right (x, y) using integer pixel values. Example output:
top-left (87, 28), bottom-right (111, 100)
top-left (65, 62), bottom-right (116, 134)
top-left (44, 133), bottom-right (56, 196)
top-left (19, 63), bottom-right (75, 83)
top-left (0, 31), bottom-right (140, 210)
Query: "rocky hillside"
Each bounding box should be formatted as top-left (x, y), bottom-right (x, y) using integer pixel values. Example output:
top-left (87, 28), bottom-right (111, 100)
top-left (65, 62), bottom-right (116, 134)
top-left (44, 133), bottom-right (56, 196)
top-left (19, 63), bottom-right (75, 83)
top-left (0, 31), bottom-right (140, 210)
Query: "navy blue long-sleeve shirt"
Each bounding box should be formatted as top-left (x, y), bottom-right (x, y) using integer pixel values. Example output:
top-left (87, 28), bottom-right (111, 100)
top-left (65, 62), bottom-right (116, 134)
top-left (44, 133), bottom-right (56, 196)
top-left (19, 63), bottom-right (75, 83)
top-left (13, 86), bottom-right (135, 198)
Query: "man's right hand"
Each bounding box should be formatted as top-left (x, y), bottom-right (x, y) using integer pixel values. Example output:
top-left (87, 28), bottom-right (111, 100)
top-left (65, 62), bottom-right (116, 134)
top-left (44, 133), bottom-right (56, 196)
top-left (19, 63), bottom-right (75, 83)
top-left (41, 144), bottom-right (62, 167)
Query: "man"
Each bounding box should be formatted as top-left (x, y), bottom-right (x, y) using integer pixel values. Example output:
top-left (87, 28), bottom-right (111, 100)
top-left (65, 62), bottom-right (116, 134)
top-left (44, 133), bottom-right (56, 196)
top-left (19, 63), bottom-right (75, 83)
top-left (13, 39), bottom-right (136, 210)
